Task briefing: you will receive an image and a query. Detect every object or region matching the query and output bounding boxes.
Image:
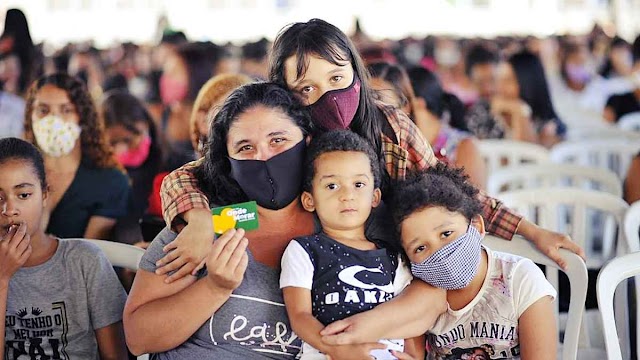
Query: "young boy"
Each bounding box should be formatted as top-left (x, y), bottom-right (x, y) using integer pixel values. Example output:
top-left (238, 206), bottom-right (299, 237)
top-left (280, 130), bottom-right (421, 360)
top-left (391, 164), bottom-right (558, 359)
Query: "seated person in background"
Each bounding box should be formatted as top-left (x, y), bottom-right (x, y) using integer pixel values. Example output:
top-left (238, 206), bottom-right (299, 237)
top-left (24, 73), bottom-right (131, 239)
top-left (625, 152), bottom-right (640, 204)
top-left (102, 89), bottom-right (163, 219)
top-left (465, 46), bottom-right (567, 147)
top-left (281, 130), bottom-right (422, 359)
top-left (603, 34), bottom-right (640, 123)
top-left (391, 164), bottom-right (557, 359)
top-left (0, 137), bottom-right (128, 359)
top-left (368, 61), bottom-right (486, 190)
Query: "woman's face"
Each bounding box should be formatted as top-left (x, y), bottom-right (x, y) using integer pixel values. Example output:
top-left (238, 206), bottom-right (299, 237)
top-left (31, 84), bottom-right (80, 125)
top-left (106, 121), bottom-right (149, 155)
top-left (226, 105), bottom-right (305, 161)
top-left (495, 62), bottom-right (520, 100)
top-left (284, 54), bottom-right (355, 105)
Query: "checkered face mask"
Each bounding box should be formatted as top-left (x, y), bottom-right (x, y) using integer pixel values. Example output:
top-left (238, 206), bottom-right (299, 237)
top-left (410, 225), bottom-right (482, 290)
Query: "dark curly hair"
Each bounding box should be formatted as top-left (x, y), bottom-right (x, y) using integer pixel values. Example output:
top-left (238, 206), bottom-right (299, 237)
top-left (302, 129), bottom-right (381, 193)
top-left (391, 163), bottom-right (483, 229)
top-left (194, 82), bottom-right (313, 206)
top-left (24, 73), bottom-right (120, 170)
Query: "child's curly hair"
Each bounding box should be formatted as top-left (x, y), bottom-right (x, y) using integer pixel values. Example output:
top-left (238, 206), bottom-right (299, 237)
top-left (390, 163), bottom-right (483, 228)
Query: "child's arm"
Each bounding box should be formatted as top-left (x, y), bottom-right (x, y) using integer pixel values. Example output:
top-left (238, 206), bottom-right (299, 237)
top-left (518, 296), bottom-right (556, 359)
top-left (95, 322), bottom-right (128, 360)
top-left (155, 161), bottom-right (215, 282)
top-left (282, 287), bottom-right (386, 359)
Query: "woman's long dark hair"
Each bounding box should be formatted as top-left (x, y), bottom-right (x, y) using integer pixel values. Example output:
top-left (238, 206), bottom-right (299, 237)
top-left (268, 18), bottom-right (385, 155)
top-left (509, 50), bottom-right (559, 122)
top-left (194, 82), bottom-right (313, 206)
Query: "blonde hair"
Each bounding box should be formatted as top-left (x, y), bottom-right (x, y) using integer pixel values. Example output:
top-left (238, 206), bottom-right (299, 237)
top-left (190, 73), bottom-right (253, 153)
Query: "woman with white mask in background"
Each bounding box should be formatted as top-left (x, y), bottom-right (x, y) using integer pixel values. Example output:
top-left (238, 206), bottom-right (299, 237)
top-left (23, 73), bottom-right (131, 240)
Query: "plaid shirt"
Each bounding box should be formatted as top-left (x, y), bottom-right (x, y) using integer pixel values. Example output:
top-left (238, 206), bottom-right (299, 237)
top-left (161, 103), bottom-right (522, 239)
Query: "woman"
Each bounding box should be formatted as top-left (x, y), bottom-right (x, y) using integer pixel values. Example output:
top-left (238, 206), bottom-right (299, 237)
top-left (157, 20), bottom-right (580, 283)
top-left (123, 82), bottom-right (444, 359)
top-left (367, 62), bottom-right (486, 189)
top-left (24, 73), bottom-right (130, 239)
top-left (102, 89), bottom-right (163, 218)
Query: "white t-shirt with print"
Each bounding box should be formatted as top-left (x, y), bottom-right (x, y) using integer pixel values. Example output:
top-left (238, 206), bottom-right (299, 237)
top-left (425, 246), bottom-right (557, 360)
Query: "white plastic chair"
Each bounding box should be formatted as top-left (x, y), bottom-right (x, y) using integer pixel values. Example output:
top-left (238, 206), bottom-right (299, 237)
top-left (617, 112), bottom-right (640, 132)
top-left (550, 139), bottom-right (640, 180)
top-left (597, 252), bottom-right (640, 360)
top-left (84, 239), bottom-right (145, 270)
top-left (624, 201), bottom-right (640, 252)
top-left (497, 188), bottom-right (634, 357)
top-left (567, 125), bottom-right (640, 141)
top-left (487, 164), bottom-right (622, 197)
top-left (477, 139), bottom-right (550, 173)
top-left (83, 239), bottom-right (149, 360)
top-left (483, 235), bottom-right (587, 360)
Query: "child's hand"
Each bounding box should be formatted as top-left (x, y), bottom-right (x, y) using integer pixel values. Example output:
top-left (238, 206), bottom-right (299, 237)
top-left (0, 222), bottom-right (32, 283)
top-left (156, 209), bottom-right (215, 283)
top-left (326, 343), bottom-right (386, 360)
top-left (204, 228), bottom-right (248, 292)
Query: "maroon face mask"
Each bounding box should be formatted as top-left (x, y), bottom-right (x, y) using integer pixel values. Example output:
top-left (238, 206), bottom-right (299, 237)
top-left (307, 76), bottom-right (361, 131)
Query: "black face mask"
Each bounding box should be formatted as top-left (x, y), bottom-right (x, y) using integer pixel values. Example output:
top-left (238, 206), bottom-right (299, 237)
top-left (228, 139), bottom-right (306, 210)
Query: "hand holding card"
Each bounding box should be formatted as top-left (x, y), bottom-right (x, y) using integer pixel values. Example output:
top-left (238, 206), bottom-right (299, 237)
top-left (211, 201), bottom-right (260, 235)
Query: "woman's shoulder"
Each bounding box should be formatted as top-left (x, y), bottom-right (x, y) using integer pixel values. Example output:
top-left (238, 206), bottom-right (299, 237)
top-left (78, 164), bottom-right (129, 188)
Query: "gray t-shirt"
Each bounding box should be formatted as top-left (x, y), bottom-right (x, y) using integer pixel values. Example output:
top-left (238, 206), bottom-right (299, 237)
top-left (139, 228), bottom-right (302, 359)
top-left (4, 239), bottom-right (127, 360)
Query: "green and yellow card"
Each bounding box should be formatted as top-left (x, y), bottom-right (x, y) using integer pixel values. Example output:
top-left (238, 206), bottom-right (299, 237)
top-left (211, 201), bottom-right (259, 235)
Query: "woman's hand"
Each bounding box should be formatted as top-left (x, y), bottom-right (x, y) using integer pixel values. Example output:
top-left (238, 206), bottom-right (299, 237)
top-left (156, 209), bottom-right (214, 283)
top-left (325, 343), bottom-right (387, 360)
top-left (204, 228), bottom-right (249, 293)
top-left (517, 220), bottom-right (585, 270)
top-left (390, 350), bottom-right (419, 360)
top-left (0, 222), bottom-right (32, 283)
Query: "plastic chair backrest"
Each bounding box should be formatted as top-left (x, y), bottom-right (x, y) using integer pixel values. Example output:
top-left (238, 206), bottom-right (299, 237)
top-left (477, 139), bottom-right (550, 173)
top-left (83, 239), bottom-right (145, 271)
top-left (550, 139), bottom-right (640, 179)
top-left (617, 112), bottom-right (640, 132)
top-left (567, 126), bottom-right (640, 141)
top-left (597, 252), bottom-right (640, 360)
top-left (483, 235), bottom-right (587, 360)
top-left (497, 187), bottom-right (631, 356)
top-left (487, 164), bottom-right (622, 197)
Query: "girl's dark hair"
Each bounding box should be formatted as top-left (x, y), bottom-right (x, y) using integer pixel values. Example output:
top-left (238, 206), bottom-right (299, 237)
top-left (302, 130), bottom-right (381, 193)
top-left (0, 137), bottom-right (47, 189)
top-left (101, 89), bottom-right (162, 169)
top-left (508, 50), bottom-right (559, 122)
top-left (406, 66), bottom-right (468, 131)
top-left (391, 163), bottom-right (483, 228)
top-left (24, 73), bottom-right (119, 169)
top-left (194, 82), bottom-right (313, 206)
top-left (268, 18), bottom-right (385, 155)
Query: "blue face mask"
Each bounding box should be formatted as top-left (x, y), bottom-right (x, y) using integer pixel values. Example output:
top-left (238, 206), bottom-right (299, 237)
top-left (410, 225), bottom-right (482, 290)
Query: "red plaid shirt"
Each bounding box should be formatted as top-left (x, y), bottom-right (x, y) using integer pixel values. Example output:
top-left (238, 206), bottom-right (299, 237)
top-left (161, 103), bottom-right (522, 239)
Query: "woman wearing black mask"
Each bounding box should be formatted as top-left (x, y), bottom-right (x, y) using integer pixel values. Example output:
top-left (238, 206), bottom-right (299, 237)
top-left (123, 82), bottom-right (446, 358)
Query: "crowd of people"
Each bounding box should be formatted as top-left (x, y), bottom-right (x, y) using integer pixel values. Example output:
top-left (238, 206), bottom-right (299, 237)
top-left (0, 7), bottom-right (638, 359)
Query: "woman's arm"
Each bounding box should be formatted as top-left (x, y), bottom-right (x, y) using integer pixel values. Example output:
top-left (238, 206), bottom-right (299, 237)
top-left (84, 216), bottom-right (117, 240)
top-left (95, 322), bottom-right (128, 360)
top-left (123, 228), bottom-right (248, 355)
top-left (518, 296), bottom-right (557, 359)
top-left (320, 280), bottom-right (446, 344)
top-left (453, 138), bottom-right (487, 190)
